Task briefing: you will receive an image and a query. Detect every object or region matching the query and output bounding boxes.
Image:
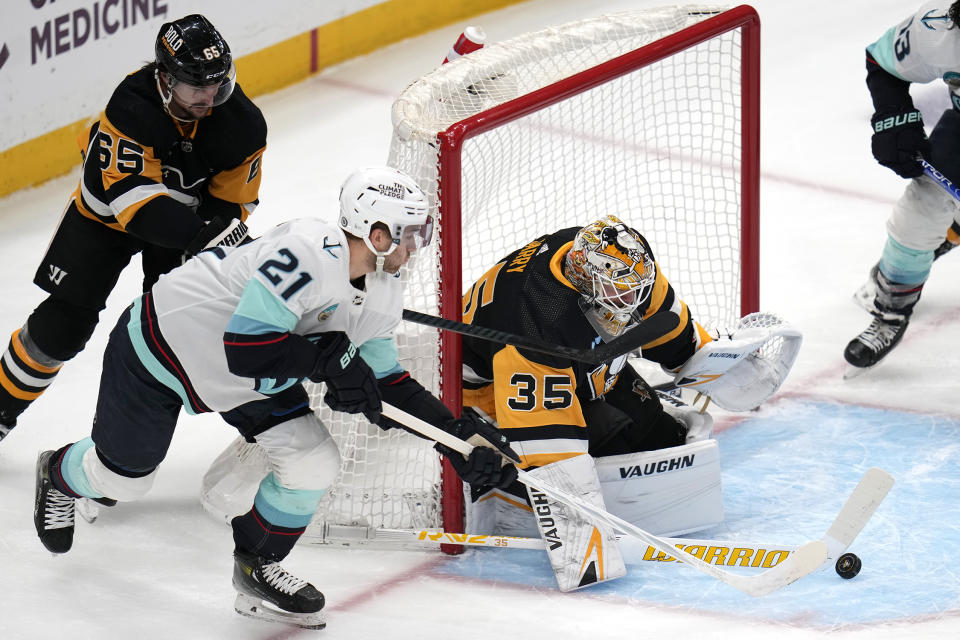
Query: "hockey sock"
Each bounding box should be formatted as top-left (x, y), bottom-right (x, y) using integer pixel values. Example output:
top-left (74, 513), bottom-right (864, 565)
top-left (0, 329), bottom-right (63, 426)
top-left (874, 267), bottom-right (924, 316)
top-left (231, 506), bottom-right (305, 561)
top-left (47, 444), bottom-right (85, 498)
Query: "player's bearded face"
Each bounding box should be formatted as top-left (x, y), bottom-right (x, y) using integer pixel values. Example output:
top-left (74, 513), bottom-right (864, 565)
top-left (170, 83), bottom-right (219, 119)
top-left (159, 68), bottom-right (235, 121)
top-left (381, 244), bottom-right (412, 273)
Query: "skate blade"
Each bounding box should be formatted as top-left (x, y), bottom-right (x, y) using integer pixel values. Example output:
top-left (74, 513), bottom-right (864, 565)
top-left (234, 593), bottom-right (326, 630)
top-left (76, 498), bottom-right (100, 524)
top-left (842, 361), bottom-right (877, 380)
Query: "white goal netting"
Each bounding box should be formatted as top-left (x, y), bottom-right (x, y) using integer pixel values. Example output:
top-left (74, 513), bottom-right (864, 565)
top-left (304, 4), bottom-right (757, 542)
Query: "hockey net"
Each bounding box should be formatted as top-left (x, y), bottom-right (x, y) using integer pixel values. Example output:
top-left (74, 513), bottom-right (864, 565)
top-left (303, 4), bottom-right (759, 546)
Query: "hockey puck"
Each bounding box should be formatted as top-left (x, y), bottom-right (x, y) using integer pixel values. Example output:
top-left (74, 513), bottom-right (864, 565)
top-left (835, 552), bottom-right (862, 579)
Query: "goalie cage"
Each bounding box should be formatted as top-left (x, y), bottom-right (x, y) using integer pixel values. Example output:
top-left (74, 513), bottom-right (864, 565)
top-left (303, 4), bottom-right (760, 551)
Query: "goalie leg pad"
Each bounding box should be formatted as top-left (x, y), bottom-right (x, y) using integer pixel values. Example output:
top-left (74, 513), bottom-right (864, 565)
top-left (526, 454), bottom-right (626, 591)
top-left (595, 439), bottom-right (722, 537)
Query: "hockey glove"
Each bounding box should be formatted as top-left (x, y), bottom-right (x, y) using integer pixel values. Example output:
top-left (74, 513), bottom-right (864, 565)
top-left (870, 109), bottom-right (930, 178)
top-left (435, 414), bottom-right (520, 489)
top-left (308, 332), bottom-right (382, 424)
top-left (184, 216), bottom-right (250, 257)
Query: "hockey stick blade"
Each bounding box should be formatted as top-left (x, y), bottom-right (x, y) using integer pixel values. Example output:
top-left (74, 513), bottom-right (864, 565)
top-left (401, 308), bottom-right (679, 365)
top-left (820, 467), bottom-right (894, 562)
top-left (381, 402), bottom-right (827, 597)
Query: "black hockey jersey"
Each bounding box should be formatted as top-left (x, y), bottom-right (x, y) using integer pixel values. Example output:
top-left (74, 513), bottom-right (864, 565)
top-left (461, 226), bottom-right (709, 468)
top-left (72, 64), bottom-right (266, 234)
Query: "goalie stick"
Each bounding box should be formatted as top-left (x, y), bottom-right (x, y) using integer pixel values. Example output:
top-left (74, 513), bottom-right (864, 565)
top-left (401, 308), bottom-right (679, 365)
top-left (381, 402), bottom-right (894, 597)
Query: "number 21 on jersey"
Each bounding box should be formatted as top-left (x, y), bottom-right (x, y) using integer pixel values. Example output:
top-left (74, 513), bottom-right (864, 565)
top-left (258, 248), bottom-right (313, 300)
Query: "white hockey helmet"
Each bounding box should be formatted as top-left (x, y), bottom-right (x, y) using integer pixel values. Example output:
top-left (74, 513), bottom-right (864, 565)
top-left (338, 166), bottom-right (432, 270)
top-left (564, 214), bottom-right (656, 336)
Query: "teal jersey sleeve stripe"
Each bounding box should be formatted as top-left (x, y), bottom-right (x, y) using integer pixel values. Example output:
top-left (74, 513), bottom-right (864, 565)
top-left (231, 278), bottom-right (299, 334)
top-left (225, 313), bottom-right (288, 336)
top-left (359, 337), bottom-right (401, 378)
top-left (867, 27), bottom-right (907, 80)
top-left (127, 296), bottom-right (200, 415)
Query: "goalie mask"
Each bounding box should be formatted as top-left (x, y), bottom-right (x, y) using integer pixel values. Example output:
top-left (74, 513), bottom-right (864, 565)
top-left (564, 215), bottom-right (656, 336)
top-left (338, 167), bottom-right (433, 273)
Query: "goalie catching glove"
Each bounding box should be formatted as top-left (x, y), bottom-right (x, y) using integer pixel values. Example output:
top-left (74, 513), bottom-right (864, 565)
top-left (670, 312), bottom-right (802, 412)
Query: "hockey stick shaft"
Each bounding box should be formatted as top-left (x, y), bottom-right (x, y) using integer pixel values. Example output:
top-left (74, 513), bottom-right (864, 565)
top-left (919, 159), bottom-right (960, 202)
top-left (312, 527), bottom-right (797, 568)
top-left (401, 308), bottom-right (679, 365)
top-left (402, 308), bottom-right (605, 363)
top-left (381, 402), bottom-right (828, 597)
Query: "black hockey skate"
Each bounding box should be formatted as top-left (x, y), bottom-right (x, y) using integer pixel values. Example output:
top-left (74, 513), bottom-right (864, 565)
top-left (34, 450), bottom-right (76, 554)
top-left (232, 549), bottom-right (325, 629)
top-left (843, 315), bottom-right (908, 372)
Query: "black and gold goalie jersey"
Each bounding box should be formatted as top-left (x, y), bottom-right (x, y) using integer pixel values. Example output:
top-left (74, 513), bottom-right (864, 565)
top-left (460, 226), bottom-right (712, 469)
top-left (72, 64), bottom-right (266, 234)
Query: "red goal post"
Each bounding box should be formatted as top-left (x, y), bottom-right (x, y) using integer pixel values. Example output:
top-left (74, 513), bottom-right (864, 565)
top-left (305, 5), bottom-right (760, 549)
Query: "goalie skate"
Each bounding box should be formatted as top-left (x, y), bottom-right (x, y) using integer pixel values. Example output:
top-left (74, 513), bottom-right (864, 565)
top-left (232, 550), bottom-right (326, 630)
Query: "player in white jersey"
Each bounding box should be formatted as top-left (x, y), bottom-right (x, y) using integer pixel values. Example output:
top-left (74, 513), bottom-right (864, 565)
top-left (31, 166), bottom-right (519, 630)
top-left (845, 1), bottom-right (960, 371)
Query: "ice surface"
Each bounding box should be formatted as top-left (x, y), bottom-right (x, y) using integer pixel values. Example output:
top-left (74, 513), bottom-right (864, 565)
top-left (1, 1), bottom-right (959, 638)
